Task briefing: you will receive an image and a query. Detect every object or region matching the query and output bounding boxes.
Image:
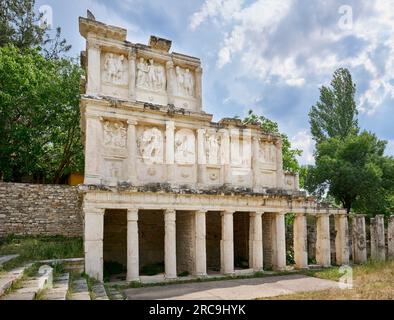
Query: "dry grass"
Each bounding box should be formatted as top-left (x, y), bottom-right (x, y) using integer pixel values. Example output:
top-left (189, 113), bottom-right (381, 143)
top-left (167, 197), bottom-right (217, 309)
top-left (264, 260), bottom-right (394, 300)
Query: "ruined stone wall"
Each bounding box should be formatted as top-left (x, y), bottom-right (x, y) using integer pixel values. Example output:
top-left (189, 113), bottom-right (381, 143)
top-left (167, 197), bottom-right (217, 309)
top-left (176, 211), bottom-right (195, 274)
top-left (138, 210), bottom-right (165, 269)
top-left (234, 213), bottom-right (249, 267)
top-left (103, 209), bottom-right (127, 266)
top-left (206, 211), bottom-right (221, 271)
top-left (263, 213), bottom-right (274, 269)
top-left (0, 183), bottom-right (83, 238)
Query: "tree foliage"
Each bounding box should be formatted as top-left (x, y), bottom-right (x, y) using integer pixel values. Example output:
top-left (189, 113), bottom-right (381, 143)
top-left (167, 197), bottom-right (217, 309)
top-left (305, 132), bottom-right (394, 215)
top-left (0, 45), bottom-right (84, 183)
top-left (306, 68), bottom-right (394, 215)
top-left (243, 110), bottom-right (302, 173)
top-left (309, 68), bottom-right (359, 144)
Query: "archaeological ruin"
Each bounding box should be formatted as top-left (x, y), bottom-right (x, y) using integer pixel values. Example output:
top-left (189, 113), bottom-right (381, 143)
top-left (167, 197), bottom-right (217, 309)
top-left (78, 16), bottom-right (351, 283)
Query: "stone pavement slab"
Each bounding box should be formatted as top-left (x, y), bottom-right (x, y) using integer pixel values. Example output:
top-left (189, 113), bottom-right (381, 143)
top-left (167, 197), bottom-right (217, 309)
top-left (0, 266), bottom-right (26, 297)
top-left (124, 274), bottom-right (339, 300)
top-left (92, 283), bottom-right (109, 300)
top-left (70, 278), bottom-right (90, 300)
top-left (44, 273), bottom-right (69, 300)
top-left (0, 255), bottom-right (19, 267)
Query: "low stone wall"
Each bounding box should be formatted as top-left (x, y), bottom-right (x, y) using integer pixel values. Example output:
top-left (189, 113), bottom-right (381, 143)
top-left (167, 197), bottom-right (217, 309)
top-left (0, 183), bottom-right (83, 238)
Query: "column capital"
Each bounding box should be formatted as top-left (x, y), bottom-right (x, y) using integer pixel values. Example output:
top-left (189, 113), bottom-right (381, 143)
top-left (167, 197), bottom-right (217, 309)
top-left (221, 210), bottom-right (234, 216)
top-left (295, 212), bottom-right (307, 218)
top-left (316, 213), bottom-right (330, 218)
top-left (250, 211), bottom-right (264, 218)
top-left (195, 210), bottom-right (207, 215)
top-left (164, 209), bottom-right (176, 221)
top-left (127, 119), bottom-right (138, 126)
top-left (84, 207), bottom-right (105, 216)
top-left (127, 209), bottom-right (139, 221)
top-left (166, 60), bottom-right (174, 70)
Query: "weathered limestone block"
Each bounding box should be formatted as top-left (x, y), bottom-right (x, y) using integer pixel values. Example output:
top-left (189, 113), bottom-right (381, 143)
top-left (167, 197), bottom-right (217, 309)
top-left (335, 214), bottom-right (350, 266)
top-left (249, 212), bottom-right (264, 271)
top-left (194, 210), bottom-right (207, 276)
top-left (127, 209), bottom-right (139, 282)
top-left (352, 215), bottom-right (367, 264)
top-left (220, 211), bottom-right (234, 275)
top-left (370, 215), bottom-right (386, 261)
top-left (272, 212), bottom-right (286, 271)
top-left (316, 214), bottom-right (331, 267)
top-left (164, 209), bottom-right (177, 279)
top-left (388, 216), bottom-right (394, 259)
top-left (294, 213), bottom-right (308, 269)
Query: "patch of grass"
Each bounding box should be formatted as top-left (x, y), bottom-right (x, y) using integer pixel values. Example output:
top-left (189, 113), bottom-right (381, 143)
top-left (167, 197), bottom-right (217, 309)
top-left (0, 235), bottom-right (83, 271)
top-left (34, 288), bottom-right (48, 300)
top-left (261, 260), bottom-right (394, 300)
top-left (302, 267), bottom-right (343, 282)
top-left (82, 272), bottom-right (100, 300)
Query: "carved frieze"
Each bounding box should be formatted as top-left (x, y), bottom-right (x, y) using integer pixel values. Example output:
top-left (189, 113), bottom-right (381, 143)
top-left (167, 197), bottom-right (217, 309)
top-left (137, 127), bottom-right (164, 164)
top-left (103, 121), bottom-right (127, 148)
top-left (136, 58), bottom-right (166, 92)
top-left (175, 66), bottom-right (195, 97)
top-left (175, 129), bottom-right (196, 165)
top-left (103, 53), bottom-right (128, 86)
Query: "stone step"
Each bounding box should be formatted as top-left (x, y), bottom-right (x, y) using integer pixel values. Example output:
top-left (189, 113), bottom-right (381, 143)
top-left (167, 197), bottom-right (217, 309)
top-left (69, 278), bottom-right (91, 300)
top-left (43, 273), bottom-right (70, 300)
top-left (0, 266), bottom-right (27, 297)
top-left (91, 283), bottom-right (109, 300)
top-left (0, 255), bottom-right (19, 268)
top-left (107, 287), bottom-right (125, 300)
top-left (1, 278), bottom-right (39, 300)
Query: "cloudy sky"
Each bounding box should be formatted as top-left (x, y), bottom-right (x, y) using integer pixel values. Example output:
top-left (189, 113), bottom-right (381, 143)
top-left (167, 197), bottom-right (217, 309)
top-left (35, 0), bottom-right (394, 164)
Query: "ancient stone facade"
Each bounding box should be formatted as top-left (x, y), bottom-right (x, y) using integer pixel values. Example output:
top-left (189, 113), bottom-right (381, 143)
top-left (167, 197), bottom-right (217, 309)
top-left (0, 183), bottom-right (83, 238)
top-left (78, 16), bottom-right (348, 282)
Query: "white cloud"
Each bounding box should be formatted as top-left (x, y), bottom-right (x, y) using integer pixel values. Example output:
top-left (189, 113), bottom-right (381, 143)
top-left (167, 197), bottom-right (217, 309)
top-left (190, 0), bottom-right (394, 112)
top-left (291, 131), bottom-right (315, 165)
top-left (189, 0), bottom-right (244, 30)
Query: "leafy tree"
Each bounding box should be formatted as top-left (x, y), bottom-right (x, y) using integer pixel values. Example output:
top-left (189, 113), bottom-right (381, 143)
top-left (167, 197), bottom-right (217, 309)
top-left (305, 131), bottom-right (394, 215)
top-left (0, 45), bottom-right (84, 183)
top-left (309, 68), bottom-right (359, 144)
top-left (243, 110), bottom-right (302, 173)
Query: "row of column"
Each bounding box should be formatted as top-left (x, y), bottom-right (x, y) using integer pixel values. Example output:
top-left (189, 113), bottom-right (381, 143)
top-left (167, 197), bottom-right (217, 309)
top-left (85, 209), bottom-right (351, 282)
top-left (293, 213), bottom-right (349, 269)
top-left (352, 215), bottom-right (394, 263)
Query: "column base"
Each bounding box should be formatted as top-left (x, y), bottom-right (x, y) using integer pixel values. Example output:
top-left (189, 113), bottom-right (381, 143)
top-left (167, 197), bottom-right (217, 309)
top-left (126, 277), bottom-right (141, 283)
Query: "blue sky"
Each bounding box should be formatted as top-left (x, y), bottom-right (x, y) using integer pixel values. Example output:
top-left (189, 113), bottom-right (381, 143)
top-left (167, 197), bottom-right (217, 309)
top-left (35, 0), bottom-right (394, 164)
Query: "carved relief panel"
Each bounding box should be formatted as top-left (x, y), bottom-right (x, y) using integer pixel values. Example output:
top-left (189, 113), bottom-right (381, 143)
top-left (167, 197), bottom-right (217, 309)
top-left (102, 52), bottom-right (128, 86)
top-left (136, 58), bottom-right (166, 92)
top-left (175, 66), bottom-right (195, 97)
top-left (259, 141), bottom-right (277, 164)
top-left (175, 129), bottom-right (196, 165)
top-left (137, 127), bottom-right (164, 165)
top-left (205, 132), bottom-right (221, 165)
top-left (103, 120), bottom-right (127, 149)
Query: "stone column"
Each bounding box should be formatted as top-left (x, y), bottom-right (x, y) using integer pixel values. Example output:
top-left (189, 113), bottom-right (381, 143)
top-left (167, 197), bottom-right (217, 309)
top-left (221, 211), bottom-right (234, 275)
top-left (86, 40), bottom-right (101, 95)
top-left (335, 214), bottom-right (350, 266)
top-left (84, 114), bottom-right (102, 185)
top-left (294, 213), bottom-right (308, 269)
top-left (166, 61), bottom-right (175, 105)
top-left (127, 209), bottom-right (139, 282)
top-left (128, 50), bottom-right (136, 101)
top-left (127, 120), bottom-right (137, 184)
top-left (249, 212), bottom-right (264, 271)
top-left (388, 216), bottom-right (394, 259)
top-left (352, 215), bottom-right (367, 264)
top-left (164, 209), bottom-right (177, 279)
top-left (195, 67), bottom-right (203, 112)
top-left (316, 214), bottom-right (331, 267)
top-left (370, 215), bottom-right (386, 261)
top-left (84, 207), bottom-right (105, 282)
top-left (272, 212), bottom-right (286, 271)
top-left (194, 210), bottom-right (207, 277)
top-left (166, 121), bottom-right (175, 183)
